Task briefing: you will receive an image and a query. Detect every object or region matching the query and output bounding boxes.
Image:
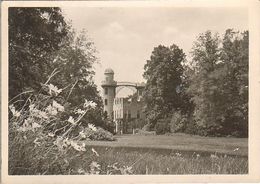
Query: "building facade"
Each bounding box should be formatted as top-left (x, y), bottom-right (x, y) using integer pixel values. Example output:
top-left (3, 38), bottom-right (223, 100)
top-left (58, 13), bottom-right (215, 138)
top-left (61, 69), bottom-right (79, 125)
top-left (101, 68), bottom-right (145, 134)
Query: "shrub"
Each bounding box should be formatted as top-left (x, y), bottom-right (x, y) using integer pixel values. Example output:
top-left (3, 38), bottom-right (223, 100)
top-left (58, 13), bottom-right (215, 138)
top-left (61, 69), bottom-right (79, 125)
top-left (80, 126), bottom-right (115, 141)
top-left (155, 119), bottom-right (170, 135)
top-left (142, 123), bottom-right (151, 131)
top-left (169, 111), bottom-right (188, 133)
top-left (8, 72), bottom-right (120, 175)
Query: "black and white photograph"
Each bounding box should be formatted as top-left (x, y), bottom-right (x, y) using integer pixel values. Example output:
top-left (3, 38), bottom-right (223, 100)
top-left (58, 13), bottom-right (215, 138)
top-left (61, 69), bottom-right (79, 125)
top-left (1, 0), bottom-right (260, 183)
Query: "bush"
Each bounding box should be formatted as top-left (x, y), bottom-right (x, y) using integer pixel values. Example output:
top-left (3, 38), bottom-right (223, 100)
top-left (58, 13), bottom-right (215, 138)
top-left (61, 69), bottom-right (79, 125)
top-left (8, 73), bottom-right (118, 175)
top-left (80, 126), bottom-right (115, 141)
top-left (142, 123), bottom-right (151, 131)
top-left (169, 111), bottom-right (188, 133)
top-left (155, 119), bottom-right (170, 135)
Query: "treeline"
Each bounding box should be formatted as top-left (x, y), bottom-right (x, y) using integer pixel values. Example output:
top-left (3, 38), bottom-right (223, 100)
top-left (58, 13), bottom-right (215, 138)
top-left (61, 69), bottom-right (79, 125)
top-left (143, 30), bottom-right (248, 137)
top-left (9, 8), bottom-right (111, 130)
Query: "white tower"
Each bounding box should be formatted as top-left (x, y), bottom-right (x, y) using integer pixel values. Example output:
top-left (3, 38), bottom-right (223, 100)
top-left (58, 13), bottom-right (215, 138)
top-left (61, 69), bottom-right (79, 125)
top-left (101, 68), bottom-right (117, 120)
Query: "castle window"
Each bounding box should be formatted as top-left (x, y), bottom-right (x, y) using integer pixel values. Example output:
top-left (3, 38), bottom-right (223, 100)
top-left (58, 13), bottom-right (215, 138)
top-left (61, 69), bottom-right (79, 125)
top-left (105, 88), bottom-right (108, 95)
top-left (105, 99), bottom-right (107, 105)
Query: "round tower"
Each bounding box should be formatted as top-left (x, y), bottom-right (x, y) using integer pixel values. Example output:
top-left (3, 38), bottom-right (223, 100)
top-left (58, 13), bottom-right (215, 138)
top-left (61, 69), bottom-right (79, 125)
top-left (101, 68), bottom-right (117, 120)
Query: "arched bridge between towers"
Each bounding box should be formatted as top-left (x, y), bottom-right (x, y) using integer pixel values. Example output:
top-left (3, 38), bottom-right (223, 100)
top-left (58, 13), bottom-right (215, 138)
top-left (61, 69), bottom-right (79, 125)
top-left (115, 82), bottom-right (145, 95)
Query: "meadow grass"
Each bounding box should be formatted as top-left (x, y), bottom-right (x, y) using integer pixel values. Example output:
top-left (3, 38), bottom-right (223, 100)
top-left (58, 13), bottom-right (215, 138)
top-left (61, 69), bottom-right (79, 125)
top-left (70, 145), bottom-right (248, 175)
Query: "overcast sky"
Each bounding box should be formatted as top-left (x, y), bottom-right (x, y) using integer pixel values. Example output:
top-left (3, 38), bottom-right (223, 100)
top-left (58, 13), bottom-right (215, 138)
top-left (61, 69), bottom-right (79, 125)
top-left (62, 7), bottom-right (248, 97)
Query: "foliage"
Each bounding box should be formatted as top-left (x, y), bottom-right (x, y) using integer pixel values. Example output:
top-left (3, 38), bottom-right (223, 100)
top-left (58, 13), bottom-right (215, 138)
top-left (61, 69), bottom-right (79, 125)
top-left (186, 30), bottom-right (248, 137)
top-left (169, 111), bottom-right (188, 133)
top-left (155, 119), bottom-right (170, 135)
top-left (143, 44), bottom-right (186, 125)
top-left (9, 7), bottom-right (69, 99)
top-left (8, 77), bottom-right (121, 175)
top-left (9, 8), bottom-right (108, 130)
top-left (76, 146), bottom-right (247, 174)
top-left (80, 126), bottom-right (115, 141)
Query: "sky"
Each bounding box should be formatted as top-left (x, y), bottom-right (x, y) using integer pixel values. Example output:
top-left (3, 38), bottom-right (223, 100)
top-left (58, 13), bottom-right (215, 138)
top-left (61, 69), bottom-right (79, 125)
top-left (62, 7), bottom-right (248, 97)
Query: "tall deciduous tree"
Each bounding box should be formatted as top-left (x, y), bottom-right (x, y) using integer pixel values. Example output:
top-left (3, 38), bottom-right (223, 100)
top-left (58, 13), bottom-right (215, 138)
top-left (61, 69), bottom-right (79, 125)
top-left (143, 44), bottom-right (186, 125)
top-left (219, 29), bottom-right (248, 136)
top-left (50, 30), bottom-right (105, 128)
top-left (187, 30), bottom-right (248, 137)
top-left (9, 7), bottom-right (69, 99)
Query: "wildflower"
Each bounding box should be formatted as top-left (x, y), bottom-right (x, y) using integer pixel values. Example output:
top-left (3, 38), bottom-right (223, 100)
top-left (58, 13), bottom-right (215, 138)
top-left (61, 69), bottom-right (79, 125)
top-left (88, 124), bottom-right (97, 131)
top-left (9, 104), bottom-right (21, 117)
top-left (52, 100), bottom-right (64, 112)
top-left (29, 104), bottom-right (35, 111)
top-left (47, 84), bottom-right (62, 96)
top-left (196, 154), bottom-right (200, 158)
top-left (77, 168), bottom-right (85, 174)
top-left (53, 136), bottom-right (67, 150)
top-left (39, 110), bottom-right (48, 119)
top-left (79, 130), bottom-right (86, 139)
top-left (175, 152), bottom-right (182, 157)
top-left (68, 116), bottom-right (76, 125)
top-left (90, 161), bottom-right (100, 170)
top-left (210, 154), bottom-right (219, 160)
top-left (33, 138), bottom-right (41, 146)
top-left (48, 133), bottom-right (55, 137)
top-left (75, 108), bottom-right (85, 115)
top-left (91, 148), bottom-right (100, 157)
top-left (120, 166), bottom-right (133, 175)
top-left (233, 147), bottom-right (239, 152)
top-left (84, 100), bottom-right (97, 109)
top-left (70, 141), bottom-right (86, 152)
top-left (46, 105), bottom-right (58, 116)
top-left (90, 161), bottom-right (101, 174)
top-left (32, 122), bottom-right (42, 129)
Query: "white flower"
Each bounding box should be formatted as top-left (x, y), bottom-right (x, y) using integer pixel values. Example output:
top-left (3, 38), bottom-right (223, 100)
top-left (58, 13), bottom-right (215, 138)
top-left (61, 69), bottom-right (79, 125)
top-left (84, 100), bottom-right (97, 109)
top-left (175, 152), bottom-right (182, 157)
top-left (32, 122), bottom-right (42, 129)
top-left (46, 105), bottom-right (58, 116)
top-left (90, 161), bottom-right (100, 169)
top-left (52, 100), bottom-right (64, 112)
top-left (91, 148), bottom-right (99, 157)
top-left (39, 110), bottom-right (48, 119)
top-left (29, 104), bottom-right (35, 111)
top-left (75, 108), bottom-right (85, 115)
top-left (47, 84), bottom-right (62, 96)
top-left (79, 131), bottom-right (86, 138)
top-left (68, 116), bottom-right (76, 125)
top-left (48, 133), bottom-right (55, 137)
top-left (33, 138), bottom-right (41, 146)
top-left (77, 168), bottom-right (85, 174)
top-left (9, 104), bottom-right (21, 117)
top-left (70, 141), bottom-right (86, 152)
top-left (233, 148), bottom-right (239, 152)
top-left (210, 154), bottom-right (219, 159)
top-left (88, 124), bottom-right (97, 131)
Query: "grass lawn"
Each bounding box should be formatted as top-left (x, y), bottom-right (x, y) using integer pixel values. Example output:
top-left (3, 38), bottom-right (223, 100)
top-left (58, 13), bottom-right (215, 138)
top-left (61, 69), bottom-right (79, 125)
top-left (84, 133), bottom-right (248, 156)
top-left (70, 133), bottom-right (248, 174)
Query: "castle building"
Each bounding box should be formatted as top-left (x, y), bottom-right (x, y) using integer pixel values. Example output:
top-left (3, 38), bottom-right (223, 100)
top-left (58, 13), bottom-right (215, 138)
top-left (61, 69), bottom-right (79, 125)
top-left (101, 68), bottom-right (145, 134)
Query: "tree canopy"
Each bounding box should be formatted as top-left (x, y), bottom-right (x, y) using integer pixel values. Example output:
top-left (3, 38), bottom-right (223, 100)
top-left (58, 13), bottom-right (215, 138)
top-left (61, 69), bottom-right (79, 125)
top-left (143, 44), bottom-right (186, 125)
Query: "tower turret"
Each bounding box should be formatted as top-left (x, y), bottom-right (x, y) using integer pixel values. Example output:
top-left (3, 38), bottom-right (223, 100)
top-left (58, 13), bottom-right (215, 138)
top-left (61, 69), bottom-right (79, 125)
top-left (101, 68), bottom-right (117, 120)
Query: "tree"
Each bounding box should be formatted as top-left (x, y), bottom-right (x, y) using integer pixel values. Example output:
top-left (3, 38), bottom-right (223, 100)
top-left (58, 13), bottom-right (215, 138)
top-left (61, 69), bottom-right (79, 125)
top-left (9, 8), bottom-right (108, 130)
top-left (49, 30), bottom-right (106, 128)
top-left (187, 31), bottom-right (221, 135)
top-left (143, 44), bottom-right (186, 125)
top-left (219, 29), bottom-right (248, 136)
top-left (187, 30), bottom-right (248, 137)
top-left (9, 7), bottom-right (69, 99)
